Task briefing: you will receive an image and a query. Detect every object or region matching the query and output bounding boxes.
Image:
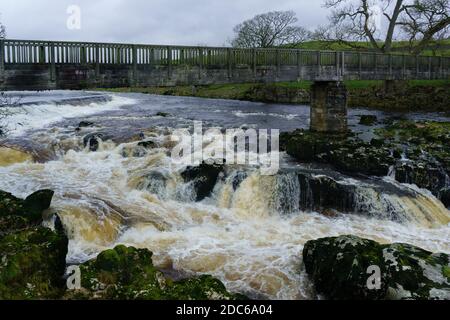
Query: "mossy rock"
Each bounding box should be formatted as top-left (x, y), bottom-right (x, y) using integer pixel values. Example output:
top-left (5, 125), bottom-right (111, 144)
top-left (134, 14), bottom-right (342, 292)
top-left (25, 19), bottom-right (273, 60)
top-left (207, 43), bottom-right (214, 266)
top-left (281, 130), bottom-right (395, 176)
top-left (303, 235), bottom-right (388, 300)
top-left (303, 235), bottom-right (450, 300)
top-left (0, 189), bottom-right (54, 223)
top-left (69, 245), bottom-right (244, 300)
top-left (0, 221), bottom-right (68, 300)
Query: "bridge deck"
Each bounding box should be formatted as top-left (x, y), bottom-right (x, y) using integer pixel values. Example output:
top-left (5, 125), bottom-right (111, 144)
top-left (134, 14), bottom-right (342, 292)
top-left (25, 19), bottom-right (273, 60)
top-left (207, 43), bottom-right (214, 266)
top-left (1, 39), bottom-right (449, 90)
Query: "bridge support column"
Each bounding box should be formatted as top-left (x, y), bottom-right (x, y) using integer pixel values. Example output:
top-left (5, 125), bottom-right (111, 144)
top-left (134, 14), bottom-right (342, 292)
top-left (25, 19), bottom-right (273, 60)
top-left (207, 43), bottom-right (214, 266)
top-left (310, 81), bottom-right (348, 133)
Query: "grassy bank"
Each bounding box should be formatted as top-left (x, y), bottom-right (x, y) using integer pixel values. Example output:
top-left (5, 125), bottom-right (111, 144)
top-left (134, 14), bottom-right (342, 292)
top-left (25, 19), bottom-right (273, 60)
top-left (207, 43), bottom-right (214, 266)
top-left (100, 80), bottom-right (450, 112)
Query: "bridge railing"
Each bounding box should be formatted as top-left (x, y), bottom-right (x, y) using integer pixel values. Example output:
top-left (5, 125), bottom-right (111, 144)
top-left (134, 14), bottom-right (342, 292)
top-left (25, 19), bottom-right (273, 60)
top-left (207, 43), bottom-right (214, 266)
top-left (1, 39), bottom-right (450, 77)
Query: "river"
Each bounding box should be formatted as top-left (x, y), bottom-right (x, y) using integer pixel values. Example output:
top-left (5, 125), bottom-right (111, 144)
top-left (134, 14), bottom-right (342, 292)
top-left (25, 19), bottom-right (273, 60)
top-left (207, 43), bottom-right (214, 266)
top-left (0, 90), bottom-right (449, 299)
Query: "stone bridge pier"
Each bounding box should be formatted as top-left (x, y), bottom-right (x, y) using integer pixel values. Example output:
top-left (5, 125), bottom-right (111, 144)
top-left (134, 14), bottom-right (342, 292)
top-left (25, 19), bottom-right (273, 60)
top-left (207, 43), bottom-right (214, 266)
top-left (310, 81), bottom-right (348, 133)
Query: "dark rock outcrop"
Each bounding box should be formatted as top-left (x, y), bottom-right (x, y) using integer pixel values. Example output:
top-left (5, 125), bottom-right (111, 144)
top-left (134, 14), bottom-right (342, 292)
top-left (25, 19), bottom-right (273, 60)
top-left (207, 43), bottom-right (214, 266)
top-left (0, 189), bottom-right (54, 223)
top-left (78, 121), bottom-right (94, 128)
top-left (359, 115), bottom-right (378, 126)
top-left (181, 162), bottom-right (224, 201)
top-left (155, 112), bottom-right (171, 118)
top-left (281, 129), bottom-right (396, 177)
top-left (303, 235), bottom-right (450, 300)
top-left (82, 132), bottom-right (113, 152)
top-left (440, 188), bottom-right (450, 208)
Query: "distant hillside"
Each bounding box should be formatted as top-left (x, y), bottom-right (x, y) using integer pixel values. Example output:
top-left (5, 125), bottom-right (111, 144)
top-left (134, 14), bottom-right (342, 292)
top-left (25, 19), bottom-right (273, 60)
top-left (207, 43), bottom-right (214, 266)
top-left (290, 40), bottom-right (450, 57)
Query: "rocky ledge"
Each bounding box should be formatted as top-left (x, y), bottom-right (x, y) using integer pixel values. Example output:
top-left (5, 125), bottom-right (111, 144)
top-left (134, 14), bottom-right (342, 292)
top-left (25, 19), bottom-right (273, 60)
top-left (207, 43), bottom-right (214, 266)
top-left (303, 235), bottom-right (450, 300)
top-left (0, 190), bottom-right (245, 300)
top-left (281, 120), bottom-right (450, 208)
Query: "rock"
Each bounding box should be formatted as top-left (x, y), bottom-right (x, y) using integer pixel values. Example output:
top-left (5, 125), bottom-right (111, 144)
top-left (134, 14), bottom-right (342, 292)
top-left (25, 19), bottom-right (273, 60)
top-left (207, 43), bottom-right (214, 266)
top-left (394, 160), bottom-right (449, 196)
top-left (137, 140), bottom-right (157, 149)
top-left (78, 121), bottom-right (94, 128)
top-left (0, 189), bottom-right (67, 299)
top-left (66, 245), bottom-right (244, 300)
top-left (24, 190), bottom-right (55, 222)
top-left (83, 133), bottom-right (105, 152)
top-left (155, 112), bottom-right (171, 117)
top-left (359, 115), bottom-right (378, 126)
top-left (383, 243), bottom-right (450, 300)
top-left (181, 162), bottom-right (224, 201)
top-left (282, 130), bottom-right (395, 177)
top-left (303, 235), bottom-right (450, 300)
top-left (0, 219), bottom-right (68, 299)
top-left (330, 144), bottom-right (395, 177)
top-left (0, 189), bottom-right (54, 224)
top-left (370, 138), bottom-right (384, 148)
top-left (297, 173), bottom-right (356, 213)
top-left (440, 188), bottom-right (450, 208)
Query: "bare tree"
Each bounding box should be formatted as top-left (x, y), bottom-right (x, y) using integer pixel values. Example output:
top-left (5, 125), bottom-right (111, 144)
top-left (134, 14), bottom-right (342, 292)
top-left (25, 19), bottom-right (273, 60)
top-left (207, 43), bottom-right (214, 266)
top-left (231, 11), bottom-right (311, 48)
top-left (400, 0), bottom-right (450, 53)
top-left (317, 0), bottom-right (450, 54)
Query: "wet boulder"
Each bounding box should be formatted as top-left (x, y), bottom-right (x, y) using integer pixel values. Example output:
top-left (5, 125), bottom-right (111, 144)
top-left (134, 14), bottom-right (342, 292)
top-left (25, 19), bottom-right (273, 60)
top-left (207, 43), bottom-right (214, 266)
top-left (181, 162), bottom-right (224, 201)
top-left (303, 235), bottom-right (388, 300)
top-left (383, 243), bottom-right (450, 300)
top-left (303, 235), bottom-right (450, 300)
top-left (394, 160), bottom-right (449, 196)
top-left (23, 190), bottom-right (55, 222)
top-left (359, 115), bottom-right (378, 126)
top-left (297, 172), bottom-right (356, 213)
top-left (440, 188), bottom-right (450, 208)
top-left (137, 140), bottom-right (157, 149)
top-left (0, 189), bottom-right (54, 224)
top-left (77, 121), bottom-right (94, 130)
top-left (82, 133), bottom-right (112, 152)
top-left (155, 112), bottom-right (171, 118)
top-left (65, 245), bottom-right (244, 300)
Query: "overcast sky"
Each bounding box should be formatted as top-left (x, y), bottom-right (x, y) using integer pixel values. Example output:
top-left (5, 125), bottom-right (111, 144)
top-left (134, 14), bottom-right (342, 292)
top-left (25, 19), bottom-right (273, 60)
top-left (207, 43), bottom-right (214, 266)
top-left (0, 0), bottom-right (329, 46)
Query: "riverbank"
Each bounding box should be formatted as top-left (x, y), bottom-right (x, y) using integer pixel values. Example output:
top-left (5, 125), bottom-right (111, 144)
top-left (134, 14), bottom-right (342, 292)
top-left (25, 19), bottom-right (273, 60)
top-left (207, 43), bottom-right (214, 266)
top-left (100, 80), bottom-right (450, 112)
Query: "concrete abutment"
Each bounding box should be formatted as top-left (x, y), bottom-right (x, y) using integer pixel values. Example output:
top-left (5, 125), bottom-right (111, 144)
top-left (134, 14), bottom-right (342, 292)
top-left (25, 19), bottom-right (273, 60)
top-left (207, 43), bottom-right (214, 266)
top-left (310, 81), bottom-right (348, 133)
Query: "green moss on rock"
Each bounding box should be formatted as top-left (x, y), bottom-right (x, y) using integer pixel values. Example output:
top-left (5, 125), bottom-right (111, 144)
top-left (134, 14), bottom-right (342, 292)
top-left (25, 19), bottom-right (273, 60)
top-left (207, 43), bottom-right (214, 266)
top-left (69, 245), bottom-right (245, 300)
top-left (0, 189), bottom-right (68, 300)
top-left (281, 130), bottom-right (395, 176)
top-left (0, 221), bottom-right (68, 299)
top-left (0, 189), bottom-right (54, 224)
top-left (303, 235), bottom-right (450, 300)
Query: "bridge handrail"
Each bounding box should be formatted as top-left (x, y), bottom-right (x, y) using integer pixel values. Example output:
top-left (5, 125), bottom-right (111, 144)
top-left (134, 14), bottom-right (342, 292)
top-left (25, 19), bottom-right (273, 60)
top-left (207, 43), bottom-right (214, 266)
top-left (1, 38), bottom-right (449, 77)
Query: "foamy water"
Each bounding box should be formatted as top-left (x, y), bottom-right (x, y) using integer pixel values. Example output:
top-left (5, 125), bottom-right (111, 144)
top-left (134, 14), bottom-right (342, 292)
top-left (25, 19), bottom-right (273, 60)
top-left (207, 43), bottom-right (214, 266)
top-left (0, 91), bottom-right (449, 300)
top-left (1, 95), bottom-right (135, 136)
